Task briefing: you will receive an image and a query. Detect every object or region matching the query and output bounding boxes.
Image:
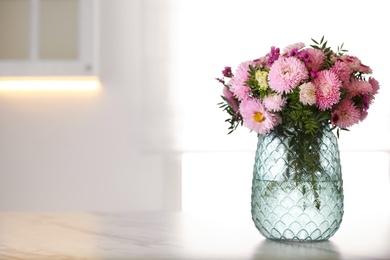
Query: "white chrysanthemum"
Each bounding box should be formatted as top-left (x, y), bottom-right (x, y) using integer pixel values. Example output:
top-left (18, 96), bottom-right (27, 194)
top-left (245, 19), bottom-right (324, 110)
top-left (299, 82), bottom-right (316, 105)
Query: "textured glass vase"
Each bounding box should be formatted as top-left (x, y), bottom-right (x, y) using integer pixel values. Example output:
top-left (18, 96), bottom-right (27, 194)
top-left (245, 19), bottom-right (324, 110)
top-left (251, 126), bottom-right (344, 242)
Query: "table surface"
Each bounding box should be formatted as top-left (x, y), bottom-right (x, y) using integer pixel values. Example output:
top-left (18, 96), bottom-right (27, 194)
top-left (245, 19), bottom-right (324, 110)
top-left (0, 210), bottom-right (389, 260)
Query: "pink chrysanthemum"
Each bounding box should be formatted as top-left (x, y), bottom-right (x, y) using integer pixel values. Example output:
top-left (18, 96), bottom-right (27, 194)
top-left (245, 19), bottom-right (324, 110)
top-left (305, 48), bottom-right (325, 71)
top-left (331, 99), bottom-right (361, 128)
top-left (313, 70), bottom-right (341, 110)
top-left (230, 60), bottom-right (254, 101)
top-left (369, 77), bottom-right (380, 95)
top-left (262, 93), bottom-right (286, 111)
top-left (359, 110), bottom-right (368, 122)
top-left (239, 98), bottom-right (281, 134)
top-left (343, 78), bottom-right (373, 98)
top-left (282, 42), bottom-right (305, 55)
top-left (330, 61), bottom-right (352, 83)
top-left (338, 55), bottom-right (372, 73)
top-left (362, 93), bottom-right (373, 111)
top-left (359, 63), bottom-right (372, 74)
top-left (268, 57), bottom-right (309, 94)
top-left (299, 82), bottom-right (316, 105)
top-left (338, 55), bottom-right (361, 71)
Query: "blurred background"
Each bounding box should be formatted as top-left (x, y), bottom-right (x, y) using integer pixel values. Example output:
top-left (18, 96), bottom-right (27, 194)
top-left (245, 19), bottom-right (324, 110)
top-left (0, 0), bottom-right (389, 214)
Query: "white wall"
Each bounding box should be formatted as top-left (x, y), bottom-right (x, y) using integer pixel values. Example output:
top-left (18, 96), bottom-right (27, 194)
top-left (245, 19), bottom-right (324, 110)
top-left (0, 0), bottom-right (181, 211)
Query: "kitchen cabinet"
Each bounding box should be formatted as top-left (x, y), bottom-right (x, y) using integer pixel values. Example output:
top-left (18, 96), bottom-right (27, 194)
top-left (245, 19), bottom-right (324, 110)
top-left (0, 0), bottom-right (98, 76)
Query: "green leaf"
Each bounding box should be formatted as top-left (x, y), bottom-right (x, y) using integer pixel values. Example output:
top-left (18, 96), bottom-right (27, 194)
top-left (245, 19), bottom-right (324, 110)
top-left (302, 185), bottom-right (306, 195)
top-left (321, 41), bottom-right (327, 49)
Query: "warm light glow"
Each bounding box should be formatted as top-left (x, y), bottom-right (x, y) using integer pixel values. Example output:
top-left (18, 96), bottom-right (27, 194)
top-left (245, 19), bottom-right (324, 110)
top-left (0, 77), bottom-right (101, 91)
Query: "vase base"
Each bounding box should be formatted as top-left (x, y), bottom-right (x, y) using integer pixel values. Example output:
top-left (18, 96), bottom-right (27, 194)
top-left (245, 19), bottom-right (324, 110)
top-left (265, 237), bottom-right (330, 243)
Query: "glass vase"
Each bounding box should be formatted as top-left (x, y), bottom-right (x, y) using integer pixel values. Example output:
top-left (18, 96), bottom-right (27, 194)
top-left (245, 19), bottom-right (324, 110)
top-left (251, 126), bottom-right (344, 242)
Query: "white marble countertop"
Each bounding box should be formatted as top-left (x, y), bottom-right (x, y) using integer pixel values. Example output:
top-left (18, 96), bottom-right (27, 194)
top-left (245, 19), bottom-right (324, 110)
top-left (0, 210), bottom-right (389, 260)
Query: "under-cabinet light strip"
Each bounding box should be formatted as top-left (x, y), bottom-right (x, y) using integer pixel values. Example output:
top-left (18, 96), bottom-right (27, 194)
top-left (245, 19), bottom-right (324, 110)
top-left (0, 77), bottom-right (101, 91)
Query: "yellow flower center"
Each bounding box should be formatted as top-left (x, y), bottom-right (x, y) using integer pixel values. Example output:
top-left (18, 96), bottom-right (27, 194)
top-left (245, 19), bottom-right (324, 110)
top-left (254, 112), bottom-right (266, 123)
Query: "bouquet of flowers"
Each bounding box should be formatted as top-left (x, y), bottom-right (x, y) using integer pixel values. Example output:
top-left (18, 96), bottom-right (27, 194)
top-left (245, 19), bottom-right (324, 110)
top-left (216, 37), bottom-right (379, 137)
top-left (216, 37), bottom-right (380, 210)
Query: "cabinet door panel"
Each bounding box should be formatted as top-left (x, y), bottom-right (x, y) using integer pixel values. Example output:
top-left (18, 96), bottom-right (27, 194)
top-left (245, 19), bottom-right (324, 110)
top-left (39, 0), bottom-right (78, 60)
top-left (0, 0), bottom-right (30, 60)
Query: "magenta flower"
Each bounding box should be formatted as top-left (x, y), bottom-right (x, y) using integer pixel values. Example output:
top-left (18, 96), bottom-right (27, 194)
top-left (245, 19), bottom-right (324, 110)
top-left (296, 50), bottom-right (311, 62)
top-left (268, 56), bottom-right (309, 94)
top-left (230, 60), bottom-right (254, 101)
top-left (313, 70), bottom-right (341, 110)
top-left (267, 46), bottom-right (280, 66)
top-left (222, 66), bottom-right (233, 78)
top-left (239, 98), bottom-right (281, 134)
top-left (310, 69), bottom-right (319, 79)
top-left (331, 99), bottom-right (361, 128)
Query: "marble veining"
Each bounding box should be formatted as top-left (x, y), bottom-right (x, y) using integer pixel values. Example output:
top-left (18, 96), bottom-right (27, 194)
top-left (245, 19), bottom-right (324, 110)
top-left (0, 211), bottom-right (389, 259)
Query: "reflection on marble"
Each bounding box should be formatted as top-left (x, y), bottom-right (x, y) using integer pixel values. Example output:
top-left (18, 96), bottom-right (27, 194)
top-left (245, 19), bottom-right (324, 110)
top-left (253, 240), bottom-right (341, 260)
top-left (0, 211), bottom-right (389, 259)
